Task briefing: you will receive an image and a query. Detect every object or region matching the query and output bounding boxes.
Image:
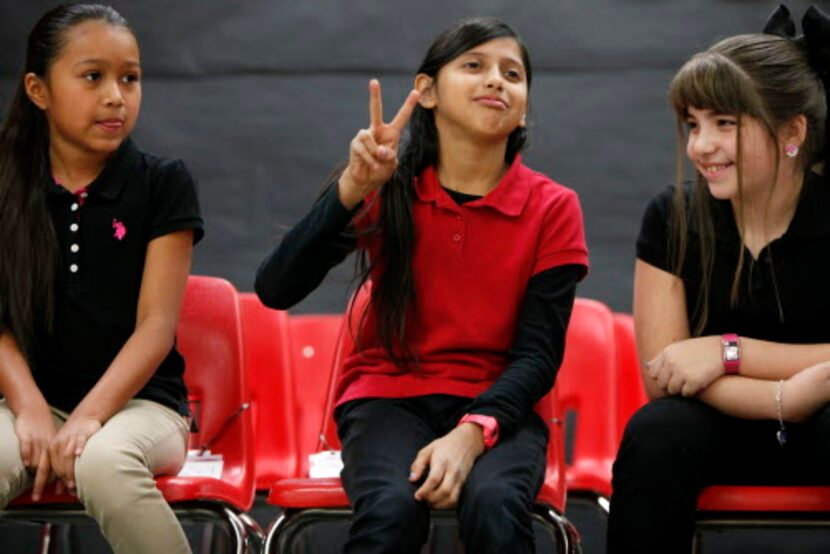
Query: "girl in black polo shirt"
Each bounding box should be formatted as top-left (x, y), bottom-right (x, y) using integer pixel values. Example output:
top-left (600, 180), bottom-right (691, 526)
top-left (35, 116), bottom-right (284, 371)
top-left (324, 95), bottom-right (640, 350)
top-left (0, 5), bottom-right (202, 553)
top-left (609, 6), bottom-right (830, 552)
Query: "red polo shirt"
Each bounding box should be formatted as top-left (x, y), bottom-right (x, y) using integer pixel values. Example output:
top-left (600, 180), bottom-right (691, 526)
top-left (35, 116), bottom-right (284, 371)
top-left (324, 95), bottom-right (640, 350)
top-left (335, 156), bottom-right (588, 406)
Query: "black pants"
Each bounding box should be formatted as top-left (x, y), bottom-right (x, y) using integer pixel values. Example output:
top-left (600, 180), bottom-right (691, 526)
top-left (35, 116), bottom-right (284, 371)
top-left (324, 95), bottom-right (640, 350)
top-left (335, 394), bottom-right (548, 554)
top-left (607, 396), bottom-right (830, 554)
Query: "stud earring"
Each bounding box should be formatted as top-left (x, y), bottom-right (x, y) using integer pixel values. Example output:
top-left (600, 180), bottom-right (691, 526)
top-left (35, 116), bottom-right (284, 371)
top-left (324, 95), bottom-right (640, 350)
top-left (785, 143), bottom-right (799, 158)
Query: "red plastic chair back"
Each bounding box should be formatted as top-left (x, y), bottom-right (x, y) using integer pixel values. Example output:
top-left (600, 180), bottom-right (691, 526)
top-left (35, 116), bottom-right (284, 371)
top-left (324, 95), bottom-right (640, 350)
top-left (9, 276), bottom-right (256, 513)
top-left (555, 298), bottom-right (618, 498)
top-left (318, 284), bottom-right (372, 452)
top-left (288, 313), bottom-right (343, 476)
top-left (613, 312), bottom-right (647, 441)
top-left (157, 275), bottom-right (255, 509)
top-left (536, 385), bottom-right (568, 513)
top-left (239, 292), bottom-right (298, 488)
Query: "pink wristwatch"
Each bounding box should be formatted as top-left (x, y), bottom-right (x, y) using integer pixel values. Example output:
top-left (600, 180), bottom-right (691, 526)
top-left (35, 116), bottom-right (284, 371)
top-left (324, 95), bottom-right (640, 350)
top-left (721, 333), bottom-right (741, 375)
top-left (459, 414), bottom-right (500, 449)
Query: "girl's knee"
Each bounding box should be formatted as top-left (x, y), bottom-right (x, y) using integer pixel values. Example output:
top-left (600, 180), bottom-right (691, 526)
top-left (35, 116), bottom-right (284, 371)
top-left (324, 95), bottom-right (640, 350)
top-left (75, 442), bottom-right (149, 501)
top-left (461, 477), bottom-right (525, 514)
top-left (0, 446), bottom-right (28, 506)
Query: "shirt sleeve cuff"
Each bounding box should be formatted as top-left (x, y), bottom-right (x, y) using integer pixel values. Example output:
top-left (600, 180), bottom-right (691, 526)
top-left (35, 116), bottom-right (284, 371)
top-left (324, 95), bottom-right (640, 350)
top-left (458, 413), bottom-right (500, 449)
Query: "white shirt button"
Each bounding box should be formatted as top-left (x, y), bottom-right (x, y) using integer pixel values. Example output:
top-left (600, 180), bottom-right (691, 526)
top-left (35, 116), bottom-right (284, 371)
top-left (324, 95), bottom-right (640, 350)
top-left (80, 192), bottom-right (88, 198)
top-left (69, 264), bottom-right (79, 273)
top-left (70, 244), bottom-right (79, 253)
top-left (70, 223), bottom-right (79, 232)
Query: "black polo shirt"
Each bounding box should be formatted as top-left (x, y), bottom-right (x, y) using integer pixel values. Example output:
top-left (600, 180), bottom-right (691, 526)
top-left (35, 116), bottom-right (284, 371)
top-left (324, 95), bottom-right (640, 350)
top-left (637, 172), bottom-right (830, 343)
top-left (34, 138), bottom-right (204, 415)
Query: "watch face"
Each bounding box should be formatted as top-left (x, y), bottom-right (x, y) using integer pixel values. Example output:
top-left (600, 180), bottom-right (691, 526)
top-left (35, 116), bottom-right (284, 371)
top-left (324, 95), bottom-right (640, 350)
top-left (724, 346), bottom-right (739, 362)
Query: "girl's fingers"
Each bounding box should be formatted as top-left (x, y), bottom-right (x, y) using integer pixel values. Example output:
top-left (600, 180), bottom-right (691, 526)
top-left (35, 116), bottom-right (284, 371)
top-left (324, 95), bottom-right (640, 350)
top-left (74, 434), bottom-right (88, 457)
top-left (351, 139), bottom-right (380, 172)
top-left (19, 436), bottom-right (31, 468)
top-left (31, 451), bottom-right (50, 501)
top-left (358, 129), bottom-right (380, 157)
top-left (414, 459), bottom-right (444, 501)
top-left (409, 447), bottom-right (430, 482)
top-left (369, 79), bottom-right (383, 134)
top-left (389, 90), bottom-right (421, 132)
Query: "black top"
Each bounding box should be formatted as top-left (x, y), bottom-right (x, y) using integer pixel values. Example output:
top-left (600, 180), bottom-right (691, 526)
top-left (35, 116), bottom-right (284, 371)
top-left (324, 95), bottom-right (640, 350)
top-left (255, 183), bottom-right (580, 437)
top-left (636, 173), bottom-right (830, 343)
top-left (35, 139), bottom-right (204, 415)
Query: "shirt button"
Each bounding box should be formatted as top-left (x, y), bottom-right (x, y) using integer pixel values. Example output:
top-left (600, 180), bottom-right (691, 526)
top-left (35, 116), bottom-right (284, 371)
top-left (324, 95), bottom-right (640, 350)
top-left (452, 233), bottom-right (462, 242)
top-left (70, 223), bottom-right (79, 232)
top-left (456, 215), bottom-right (463, 221)
top-left (70, 244), bottom-right (79, 253)
top-left (69, 264), bottom-right (79, 273)
top-left (80, 192), bottom-right (88, 198)
top-left (71, 203), bottom-right (79, 212)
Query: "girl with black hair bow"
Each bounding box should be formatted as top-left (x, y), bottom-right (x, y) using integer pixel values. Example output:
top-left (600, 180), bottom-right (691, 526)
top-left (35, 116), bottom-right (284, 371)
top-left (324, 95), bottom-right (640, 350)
top-left (609, 5), bottom-right (830, 552)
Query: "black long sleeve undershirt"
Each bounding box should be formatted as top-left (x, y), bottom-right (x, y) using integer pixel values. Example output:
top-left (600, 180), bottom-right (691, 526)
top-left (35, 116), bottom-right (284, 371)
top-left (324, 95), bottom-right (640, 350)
top-left (255, 184), bottom-right (579, 438)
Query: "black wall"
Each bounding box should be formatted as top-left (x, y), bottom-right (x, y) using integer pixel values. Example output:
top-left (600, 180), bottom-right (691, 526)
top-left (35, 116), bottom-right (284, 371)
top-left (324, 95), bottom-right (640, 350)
top-left (2, 0), bottom-right (823, 314)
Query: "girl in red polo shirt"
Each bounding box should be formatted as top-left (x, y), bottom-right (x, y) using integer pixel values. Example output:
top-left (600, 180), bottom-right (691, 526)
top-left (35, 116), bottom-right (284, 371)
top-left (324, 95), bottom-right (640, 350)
top-left (0, 5), bottom-right (202, 553)
top-left (257, 18), bottom-right (588, 553)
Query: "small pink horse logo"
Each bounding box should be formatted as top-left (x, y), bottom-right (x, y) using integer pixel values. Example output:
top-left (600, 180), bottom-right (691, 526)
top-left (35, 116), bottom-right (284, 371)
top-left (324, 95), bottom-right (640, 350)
top-left (112, 219), bottom-right (127, 241)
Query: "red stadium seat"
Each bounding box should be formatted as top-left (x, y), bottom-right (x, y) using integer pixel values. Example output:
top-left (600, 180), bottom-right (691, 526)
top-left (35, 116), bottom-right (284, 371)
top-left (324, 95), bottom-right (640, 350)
top-left (264, 285), bottom-right (580, 553)
top-left (556, 299), bottom-right (619, 503)
top-left (3, 276), bottom-right (261, 552)
top-left (286, 313), bottom-right (343, 477)
top-left (239, 292), bottom-right (298, 489)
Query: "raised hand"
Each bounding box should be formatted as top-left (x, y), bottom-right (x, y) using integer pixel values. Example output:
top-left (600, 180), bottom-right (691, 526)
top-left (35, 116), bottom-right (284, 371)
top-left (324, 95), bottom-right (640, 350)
top-left (338, 79), bottom-right (420, 209)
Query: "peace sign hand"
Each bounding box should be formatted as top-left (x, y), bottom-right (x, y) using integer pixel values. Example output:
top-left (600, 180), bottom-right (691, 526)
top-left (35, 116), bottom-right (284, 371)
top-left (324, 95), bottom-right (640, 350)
top-left (338, 79), bottom-right (420, 209)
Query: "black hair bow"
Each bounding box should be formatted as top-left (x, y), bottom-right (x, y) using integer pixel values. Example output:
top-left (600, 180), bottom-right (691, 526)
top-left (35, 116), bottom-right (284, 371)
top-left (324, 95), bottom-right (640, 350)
top-left (763, 4), bottom-right (830, 80)
top-left (764, 4), bottom-right (830, 169)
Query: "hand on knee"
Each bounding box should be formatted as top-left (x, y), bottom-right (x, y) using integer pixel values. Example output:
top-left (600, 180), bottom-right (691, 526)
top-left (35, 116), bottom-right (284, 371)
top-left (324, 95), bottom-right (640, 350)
top-left (409, 424), bottom-right (485, 509)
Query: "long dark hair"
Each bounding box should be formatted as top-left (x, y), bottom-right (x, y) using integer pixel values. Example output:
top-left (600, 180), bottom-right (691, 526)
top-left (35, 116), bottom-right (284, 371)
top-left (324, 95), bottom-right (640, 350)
top-left (0, 4), bottom-right (132, 361)
top-left (667, 33), bottom-right (825, 335)
top-left (355, 18), bottom-right (532, 367)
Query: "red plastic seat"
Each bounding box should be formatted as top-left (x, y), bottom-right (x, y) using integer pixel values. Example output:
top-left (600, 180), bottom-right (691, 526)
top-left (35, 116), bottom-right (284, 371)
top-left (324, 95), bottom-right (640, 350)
top-left (287, 313), bottom-right (343, 477)
top-left (4, 276), bottom-right (260, 552)
top-left (555, 299), bottom-right (619, 502)
top-left (694, 486), bottom-right (830, 552)
top-left (265, 285), bottom-right (580, 553)
top-left (697, 486), bottom-right (830, 512)
top-left (239, 292), bottom-right (298, 489)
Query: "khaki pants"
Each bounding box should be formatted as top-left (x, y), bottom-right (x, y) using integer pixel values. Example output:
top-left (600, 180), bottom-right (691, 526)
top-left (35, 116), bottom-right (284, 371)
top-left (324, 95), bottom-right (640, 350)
top-left (0, 398), bottom-right (191, 554)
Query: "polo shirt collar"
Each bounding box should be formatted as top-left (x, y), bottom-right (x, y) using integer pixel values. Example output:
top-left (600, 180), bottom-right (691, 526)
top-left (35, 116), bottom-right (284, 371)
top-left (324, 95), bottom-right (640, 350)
top-left (46, 138), bottom-right (140, 200)
top-left (413, 155), bottom-right (530, 217)
top-left (707, 171), bottom-right (830, 239)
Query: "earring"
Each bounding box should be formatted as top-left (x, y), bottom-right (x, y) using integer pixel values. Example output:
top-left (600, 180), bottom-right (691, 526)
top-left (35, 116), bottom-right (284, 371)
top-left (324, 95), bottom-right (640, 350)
top-left (785, 143), bottom-right (799, 158)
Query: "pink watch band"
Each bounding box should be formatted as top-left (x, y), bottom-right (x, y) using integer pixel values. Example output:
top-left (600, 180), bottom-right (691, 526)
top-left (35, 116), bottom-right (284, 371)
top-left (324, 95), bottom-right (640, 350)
top-left (459, 414), bottom-right (500, 449)
top-left (722, 333), bottom-right (740, 375)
